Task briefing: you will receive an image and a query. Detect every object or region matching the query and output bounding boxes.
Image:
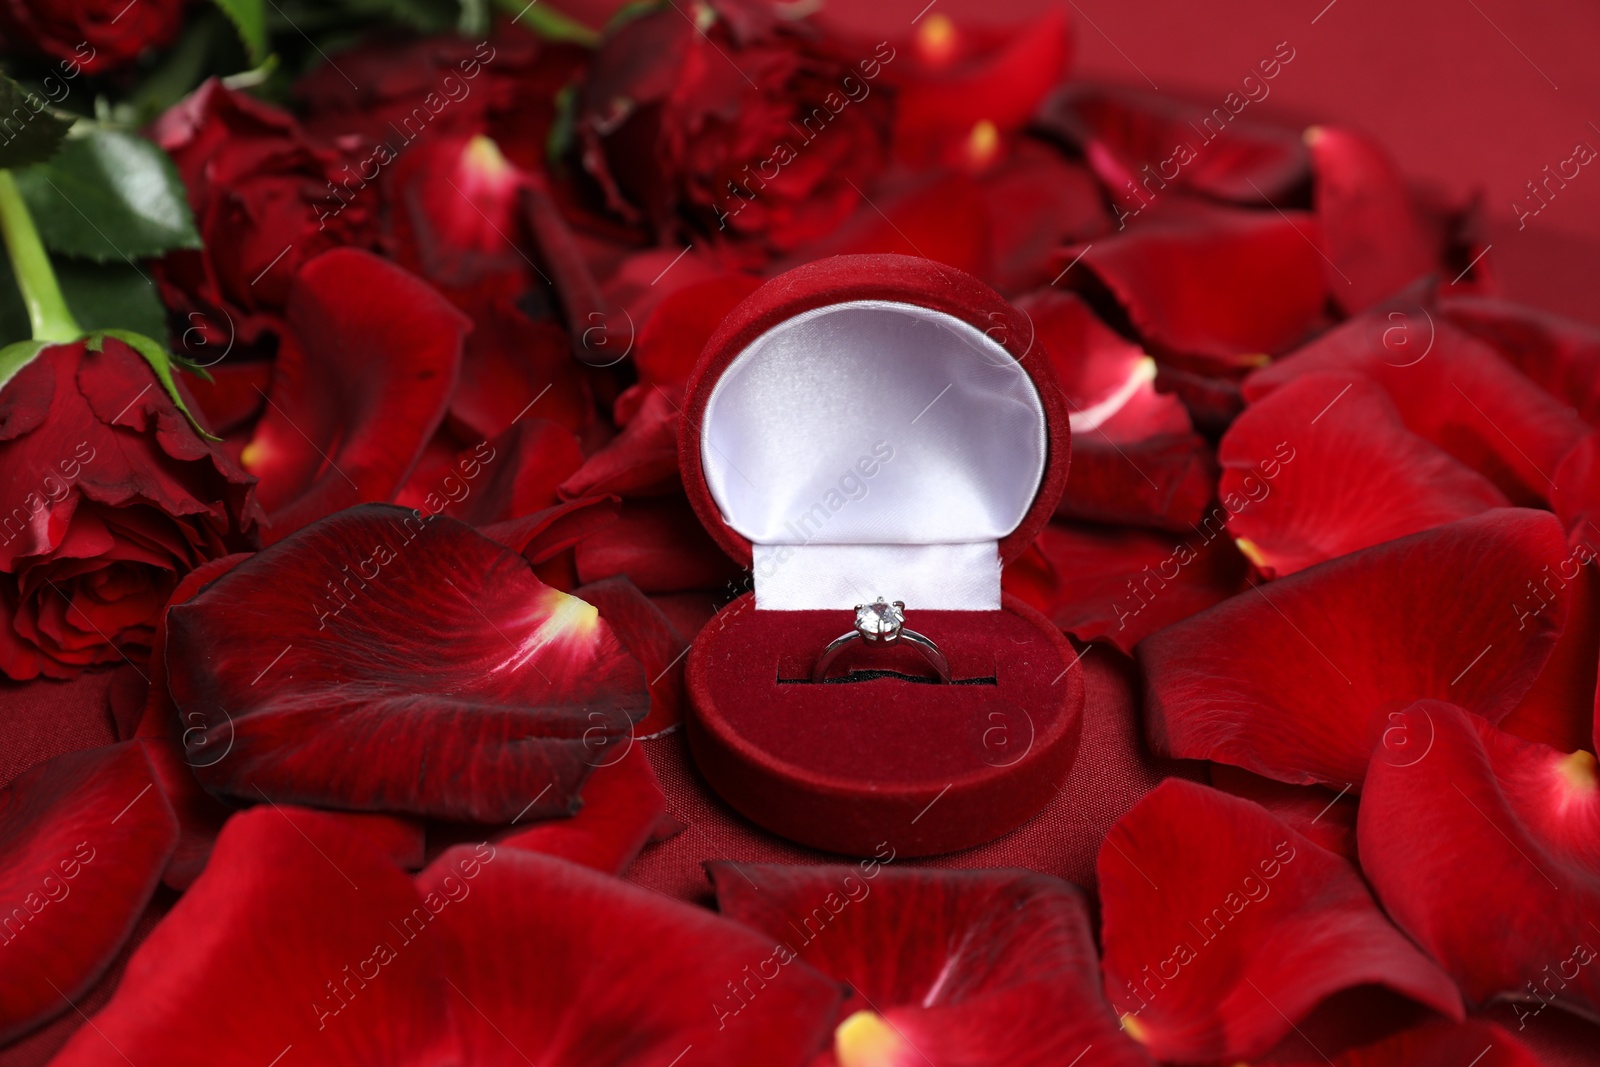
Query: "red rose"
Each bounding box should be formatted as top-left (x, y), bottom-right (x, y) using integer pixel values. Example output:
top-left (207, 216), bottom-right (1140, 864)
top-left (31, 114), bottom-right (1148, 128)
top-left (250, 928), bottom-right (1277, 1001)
top-left (0, 339), bottom-right (259, 680)
top-left (0, 0), bottom-right (183, 74)
top-left (576, 3), bottom-right (894, 256)
top-left (150, 81), bottom-right (381, 351)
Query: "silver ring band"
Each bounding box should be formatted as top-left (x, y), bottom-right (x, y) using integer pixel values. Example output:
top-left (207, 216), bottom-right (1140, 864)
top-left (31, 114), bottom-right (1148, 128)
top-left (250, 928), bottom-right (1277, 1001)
top-left (812, 599), bottom-right (951, 684)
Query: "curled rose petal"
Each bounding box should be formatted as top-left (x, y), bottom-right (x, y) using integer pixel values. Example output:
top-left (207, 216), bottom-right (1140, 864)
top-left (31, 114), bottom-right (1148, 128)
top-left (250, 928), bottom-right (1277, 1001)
top-left (1307, 126), bottom-right (1439, 314)
top-left (631, 274), bottom-right (764, 396)
top-left (49, 807), bottom-right (459, 1066)
top-left (1099, 780), bottom-right (1462, 1063)
top-left (1055, 200), bottom-right (1328, 369)
top-left (1553, 431), bottom-right (1600, 547)
top-left (1497, 560), bottom-right (1599, 756)
top-left (495, 743), bottom-right (665, 874)
top-left (1288, 1018), bottom-right (1542, 1067)
top-left (396, 419), bottom-right (584, 529)
top-left (165, 504), bottom-right (649, 821)
top-left (710, 863), bottom-right (1150, 1067)
top-left (1220, 373), bottom-right (1507, 577)
top-left (1245, 301), bottom-right (1589, 506)
top-left (978, 141), bottom-right (1109, 292)
top-left (1208, 764), bottom-right (1359, 863)
top-left (1035, 83), bottom-right (1309, 207)
top-left (243, 249), bottom-right (469, 543)
top-left (575, 496), bottom-right (743, 594)
top-left (479, 495), bottom-right (622, 565)
top-left (1138, 509), bottom-right (1571, 788)
top-left (559, 388), bottom-right (682, 499)
top-left (889, 8), bottom-right (1073, 168)
top-left (1004, 521), bottom-right (1247, 654)
top-left (1020, 289), bottom-right (1213, 530)
top-left (574, 576), bottom-right (690, 736)
top-left (1443, 294), bottom-right (1600, 426)
top-left (424, 846), bottom-right (841, 1065)
top-left (448, 297), bottom-right (593, 443)
top-left (0, 741), bottom-right (178, 1045)
top-left (771, 171), bottom-right (991, 278)
top-left (1360, 701), bottom-right (1600, 1019)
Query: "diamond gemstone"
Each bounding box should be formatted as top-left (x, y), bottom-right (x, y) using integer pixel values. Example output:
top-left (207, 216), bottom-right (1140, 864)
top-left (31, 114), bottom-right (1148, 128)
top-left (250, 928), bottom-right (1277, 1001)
top-left (855, 599), bottom-right (904, 639)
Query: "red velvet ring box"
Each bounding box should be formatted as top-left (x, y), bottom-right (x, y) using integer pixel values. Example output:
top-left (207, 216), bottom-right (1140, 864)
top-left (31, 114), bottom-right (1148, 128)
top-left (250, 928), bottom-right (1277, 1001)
top-left (679, 254), bottom-right (1084, 857)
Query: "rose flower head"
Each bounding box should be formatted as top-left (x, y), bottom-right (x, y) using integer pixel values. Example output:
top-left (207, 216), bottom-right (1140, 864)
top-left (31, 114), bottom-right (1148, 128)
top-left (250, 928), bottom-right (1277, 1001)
top-left (0, 0), bottom-right (184, 75)
top-left (151, 80), bottom-right (382, 352)
top-left (576, 1), bottom-right (895, 257)
top-left (0, 338), bottom-right (260, 680)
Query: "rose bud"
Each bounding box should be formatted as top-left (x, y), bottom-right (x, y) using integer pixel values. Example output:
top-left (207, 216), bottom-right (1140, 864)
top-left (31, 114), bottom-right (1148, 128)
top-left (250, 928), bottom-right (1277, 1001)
top-left (150, 81), bottom-right (382, 353)
top-left (0, 0), bottom-right (183, 75)
top-left (575, 2), bottom-right (894, 258)
top-left (0, 338), bottom-right (261, 681)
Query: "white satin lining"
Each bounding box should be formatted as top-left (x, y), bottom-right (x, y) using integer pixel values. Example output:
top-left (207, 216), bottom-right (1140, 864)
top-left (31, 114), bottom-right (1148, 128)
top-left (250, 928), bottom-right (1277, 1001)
top-left (701, 300), bottom-right (1046, 611)
top-left (752, 543), bottom-right (1002, 610)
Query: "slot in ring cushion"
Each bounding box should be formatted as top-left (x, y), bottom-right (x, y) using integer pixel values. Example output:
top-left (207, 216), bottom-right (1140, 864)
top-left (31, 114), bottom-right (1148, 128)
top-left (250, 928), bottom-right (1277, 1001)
top-left (679, 254), bottom-right (1082, 857)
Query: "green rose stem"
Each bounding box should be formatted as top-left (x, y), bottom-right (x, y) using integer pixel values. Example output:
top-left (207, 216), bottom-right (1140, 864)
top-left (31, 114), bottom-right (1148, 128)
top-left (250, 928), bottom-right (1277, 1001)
top-left (0, 169), bottom-right (79, 343)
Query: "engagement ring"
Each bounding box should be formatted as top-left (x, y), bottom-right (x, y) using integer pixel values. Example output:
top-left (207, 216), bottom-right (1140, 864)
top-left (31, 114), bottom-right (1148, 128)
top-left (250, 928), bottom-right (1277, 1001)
top-left (812, 598), bottom-right (951, 684)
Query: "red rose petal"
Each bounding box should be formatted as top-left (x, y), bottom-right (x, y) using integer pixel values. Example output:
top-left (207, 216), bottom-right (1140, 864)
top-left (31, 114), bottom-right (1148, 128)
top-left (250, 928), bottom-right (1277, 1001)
top-left (710, 862), bottom-right (1149, 1067)
top-left (575, 496), bottom-right (743, 594)
top-left (632, 274), bottom-right (763, 395)
top-left (409, 419), bottom-right (584, 528)
top-left (1289, 1019), bottom-right (1542, 1067)
top-left (130, 552), bottom-right (251, 890)
top-left (1307, 126), bottom-right (1439, 314)
top-left (1360, 701), bottom-right (1600, 1017)
top-left (423, 846), bottom-right (841, 1065)
top-left (772, 172), bottom-right (991, 279)
top-left (448, 297), bottom-right (593, 442)
top-left (1209, 764), bottom-right (1359, 863)
top-left (1036, 83), bottom-right (1309, 207)
top-left (50, 807), bottom-right (459, 1067)
top-left (574, 575), bottom-right (690, 736)
top-left (1004, 520), bottom-right (1247, 654)
top-left (165, 505), bottom-right (649, 821)
top-left (978, 141), bottom-right (1109, 292)
top-left (244, 249), bottom-right (469, 543)
top-left (1443, 294), bottom-right (1600, 425)
top-left (478, 495), bottom-right (622, 564)
top-left (1020, 289), bottom-right (1215, 530)
top-left (182, 360), bottom-right (270, 437)
top-left (1497, 560), bottom-right (1600, 756)
top-left (387, 134), bottom-right (531, 300)
top-left (1220, 373), bottom-right (1508, 576)
top-left (496, 743), bottom-right (665, 874)
top-left (891, 8), bottom-right (1072, 168)
top-left (1138, 509), bottom-right (1571, 788)
top-left (1057, 200), bottom-right (1328, 368)
top-left (559, 387), bottom-right (682, 499)
top-left (1063, 433), bottom-right (1218, 531)
top-left (1099, 779), bottom-right (1462, 1063)
top-left (1553, 431), bottom-right (1600, 547)
top-left (1246, 301), bottom-right (1590, 506)
top-left (0, 742), bottom-right (177, 1045)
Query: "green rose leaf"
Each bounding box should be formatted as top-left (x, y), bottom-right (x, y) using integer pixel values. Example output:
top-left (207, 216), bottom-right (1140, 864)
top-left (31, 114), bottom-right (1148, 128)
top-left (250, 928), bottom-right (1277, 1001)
top-left (58, 260), bottom-right (171, 340)
top-left (211, 0), bottom-right (269, 63)
top-left (0, 74), bottom-right (73, 170)
top-left (14, 128), bottom-right (201, 263)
